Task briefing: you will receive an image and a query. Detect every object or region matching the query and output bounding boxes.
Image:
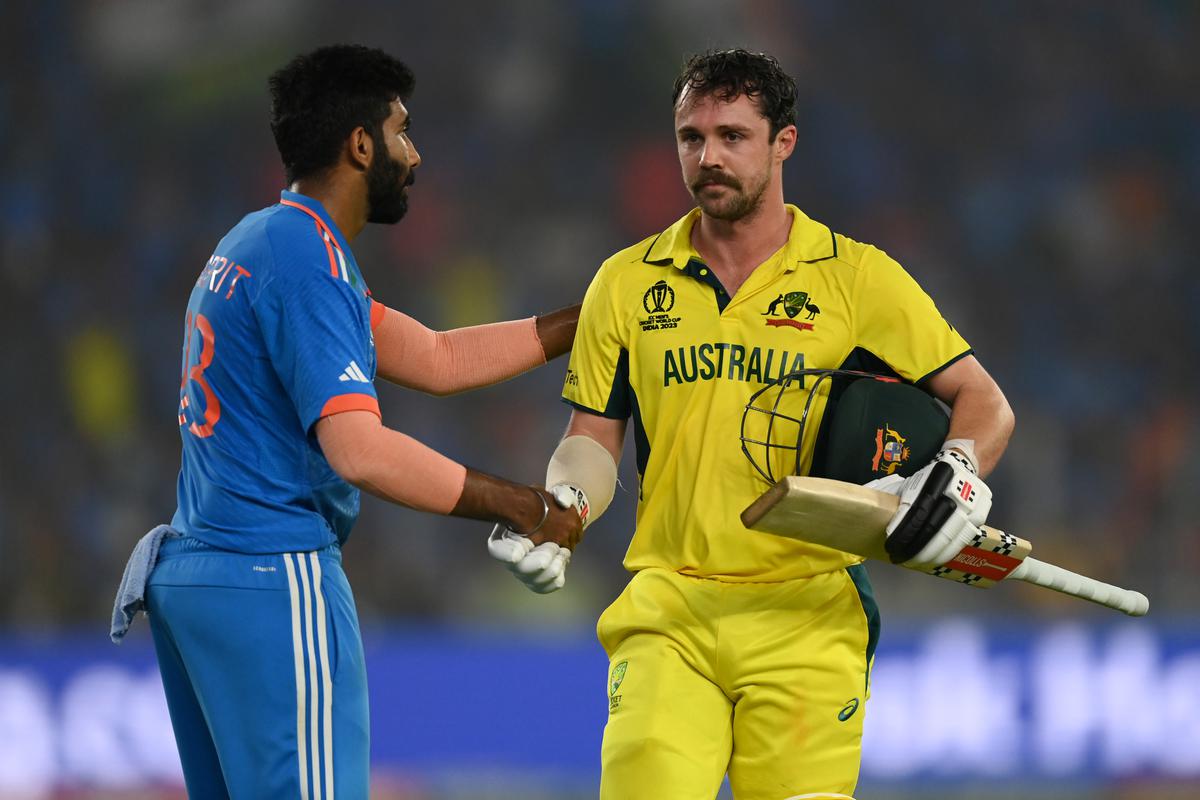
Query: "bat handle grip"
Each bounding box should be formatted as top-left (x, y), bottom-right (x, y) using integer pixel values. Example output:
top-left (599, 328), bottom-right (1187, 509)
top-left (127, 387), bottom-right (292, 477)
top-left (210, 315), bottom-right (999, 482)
top-left (1010, 557), bottom-right (1149, 616)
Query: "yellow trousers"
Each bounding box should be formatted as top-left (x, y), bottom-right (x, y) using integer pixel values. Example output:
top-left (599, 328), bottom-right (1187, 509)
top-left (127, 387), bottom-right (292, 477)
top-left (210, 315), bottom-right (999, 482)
top-left (597, 566), bottom-right (879, 800)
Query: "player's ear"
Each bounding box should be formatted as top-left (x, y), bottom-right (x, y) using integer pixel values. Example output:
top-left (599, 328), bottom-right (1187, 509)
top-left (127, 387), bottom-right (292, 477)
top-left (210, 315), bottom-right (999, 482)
top-left (347, 126), bottom-right (373, 172)
top-left (774, 124), bottom-right (797, 162)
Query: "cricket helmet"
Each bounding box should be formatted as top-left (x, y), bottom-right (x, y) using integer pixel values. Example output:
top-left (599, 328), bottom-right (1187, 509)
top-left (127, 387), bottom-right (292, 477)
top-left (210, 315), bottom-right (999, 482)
top-left (740, 369), bottom-right (949, 485)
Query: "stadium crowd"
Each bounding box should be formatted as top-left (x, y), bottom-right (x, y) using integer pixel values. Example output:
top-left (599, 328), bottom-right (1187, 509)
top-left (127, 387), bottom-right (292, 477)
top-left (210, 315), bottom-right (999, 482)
top-left (1, 0), bottom-right (1196, 629)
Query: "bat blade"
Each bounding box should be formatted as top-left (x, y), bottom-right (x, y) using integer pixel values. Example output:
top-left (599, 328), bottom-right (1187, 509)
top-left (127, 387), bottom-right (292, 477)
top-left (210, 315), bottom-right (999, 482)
top-left (740, 477), bottom-right (897, 561)
top-left (741, 477), bottom-right (1150, 617)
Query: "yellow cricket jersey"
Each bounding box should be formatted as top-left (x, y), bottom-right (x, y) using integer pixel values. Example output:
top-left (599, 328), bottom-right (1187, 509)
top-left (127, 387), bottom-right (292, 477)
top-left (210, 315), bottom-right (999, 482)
top-left (563, 205), bottom-right (971, 582)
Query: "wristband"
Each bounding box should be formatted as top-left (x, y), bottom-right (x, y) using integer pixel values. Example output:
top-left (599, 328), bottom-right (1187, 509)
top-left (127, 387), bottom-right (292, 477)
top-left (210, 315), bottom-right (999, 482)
top-left (521, 489), bottom-right (551, 535)
top-left (941, 438), bottom-right (979, 474)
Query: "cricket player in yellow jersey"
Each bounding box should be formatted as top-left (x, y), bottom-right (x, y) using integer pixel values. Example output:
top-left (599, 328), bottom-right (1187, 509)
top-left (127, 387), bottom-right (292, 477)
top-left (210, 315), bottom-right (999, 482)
top-left (488, 50), bottom-right (1014, 799)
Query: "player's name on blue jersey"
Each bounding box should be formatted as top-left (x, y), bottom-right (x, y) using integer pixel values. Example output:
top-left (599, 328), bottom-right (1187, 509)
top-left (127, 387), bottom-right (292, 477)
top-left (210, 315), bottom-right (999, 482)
top-left (195, 255), bottom-right (252, 300)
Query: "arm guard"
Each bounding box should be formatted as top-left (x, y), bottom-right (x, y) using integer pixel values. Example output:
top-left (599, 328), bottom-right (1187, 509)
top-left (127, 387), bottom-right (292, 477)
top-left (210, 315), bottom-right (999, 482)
top-left (546, 435), bottom-right (618, 528)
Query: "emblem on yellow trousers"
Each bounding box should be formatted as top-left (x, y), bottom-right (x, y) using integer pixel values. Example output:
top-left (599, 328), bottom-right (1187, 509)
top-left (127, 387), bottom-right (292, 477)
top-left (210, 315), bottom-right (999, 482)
top-left (838, 697), bottom-right (860, 721)
top-left (609, 660), bottom-right (628, 712)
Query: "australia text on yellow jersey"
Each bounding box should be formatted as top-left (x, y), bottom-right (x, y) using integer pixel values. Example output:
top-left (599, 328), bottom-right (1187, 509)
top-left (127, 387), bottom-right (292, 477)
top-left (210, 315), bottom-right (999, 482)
top-left (563, 206), bottom-right (971, 582)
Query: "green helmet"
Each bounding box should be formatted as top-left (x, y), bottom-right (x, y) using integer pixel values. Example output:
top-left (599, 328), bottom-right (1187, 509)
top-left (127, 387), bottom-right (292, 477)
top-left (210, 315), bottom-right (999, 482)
top-left (741, 369), bottom-right (948, 485)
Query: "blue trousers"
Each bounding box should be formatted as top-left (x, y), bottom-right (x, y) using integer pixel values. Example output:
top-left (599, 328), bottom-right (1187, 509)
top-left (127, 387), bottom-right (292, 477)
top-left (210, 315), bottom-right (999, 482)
top-left (147, 536), bottom-right (369, 798)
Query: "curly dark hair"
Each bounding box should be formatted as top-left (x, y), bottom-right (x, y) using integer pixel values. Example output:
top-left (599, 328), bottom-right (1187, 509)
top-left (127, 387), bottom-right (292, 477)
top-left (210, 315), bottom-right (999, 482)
top-left (269, 45), bottom-right (415, 184)
top-left (671, 49), bottom-right (796, 141)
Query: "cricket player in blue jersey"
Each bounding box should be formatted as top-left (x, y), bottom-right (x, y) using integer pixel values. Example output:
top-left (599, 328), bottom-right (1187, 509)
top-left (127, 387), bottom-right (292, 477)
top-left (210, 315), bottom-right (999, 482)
top-left (141, 45), bottom-right (584, 798)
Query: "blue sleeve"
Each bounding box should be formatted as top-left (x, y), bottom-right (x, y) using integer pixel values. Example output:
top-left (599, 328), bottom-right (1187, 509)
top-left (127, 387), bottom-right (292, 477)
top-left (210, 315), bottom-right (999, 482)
top-left (252, 225), bottom-right (379, 433)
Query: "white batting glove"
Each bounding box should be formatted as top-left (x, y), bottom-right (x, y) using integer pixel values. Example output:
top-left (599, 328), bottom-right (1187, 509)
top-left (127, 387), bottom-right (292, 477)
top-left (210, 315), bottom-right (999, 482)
top-left (487, 485), bottom-right (583, 594)
top-left (891, 449), bottom-right (991, 529)
top-left (487, 525), bottom-right (535, 565)
top-left (883, 449), bottom-right (992, 565)
top-left (512, 541), bottom-right (572, 593)
top-left (899, 508), bottom-right (979, 570)
top-left (548, 483), bottom-right (590, 528)
top-left (863, 473), bottom-right (905, 496)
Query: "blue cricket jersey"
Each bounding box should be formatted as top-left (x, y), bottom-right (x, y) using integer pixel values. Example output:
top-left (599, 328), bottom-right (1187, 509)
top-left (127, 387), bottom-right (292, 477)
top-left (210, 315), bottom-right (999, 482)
top-left (171, 190), bottom-right (381, 553)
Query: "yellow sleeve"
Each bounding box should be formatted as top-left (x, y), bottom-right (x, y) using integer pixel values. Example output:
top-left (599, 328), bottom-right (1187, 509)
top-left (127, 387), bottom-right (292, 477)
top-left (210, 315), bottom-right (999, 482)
top-left (562, 263), bottom-right (631, 418)
top-left (855, 247), bottom-right (971, 383)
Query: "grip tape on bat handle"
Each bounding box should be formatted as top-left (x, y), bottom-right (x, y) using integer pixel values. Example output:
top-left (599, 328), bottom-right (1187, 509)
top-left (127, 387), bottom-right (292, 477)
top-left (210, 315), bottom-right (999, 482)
top-left (1009, 557), bottom-right (1149, 616)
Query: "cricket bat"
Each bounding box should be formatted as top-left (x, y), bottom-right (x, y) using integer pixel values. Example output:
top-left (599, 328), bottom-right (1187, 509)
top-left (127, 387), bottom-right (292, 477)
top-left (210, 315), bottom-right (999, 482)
top-left (741, 477), bottom-right (1149, 617)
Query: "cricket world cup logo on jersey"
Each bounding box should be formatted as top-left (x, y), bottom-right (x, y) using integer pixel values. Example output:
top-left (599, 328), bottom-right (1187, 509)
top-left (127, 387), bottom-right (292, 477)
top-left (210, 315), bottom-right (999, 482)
top-left (871, 424), bottom-right (911, 475)
top-left (640, 281), bottom-right (682, 332)
top-left (643, 280), bottom-right (675, 314)
top-left (762, 290), bottom-right (820, 331)
top-left (609, 660), bottom-right (628, 712)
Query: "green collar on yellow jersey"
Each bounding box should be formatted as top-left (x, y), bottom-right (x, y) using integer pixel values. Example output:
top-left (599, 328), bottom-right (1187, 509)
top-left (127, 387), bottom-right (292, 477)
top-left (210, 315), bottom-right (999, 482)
top-left (641, 204), bottom-right (838, 271)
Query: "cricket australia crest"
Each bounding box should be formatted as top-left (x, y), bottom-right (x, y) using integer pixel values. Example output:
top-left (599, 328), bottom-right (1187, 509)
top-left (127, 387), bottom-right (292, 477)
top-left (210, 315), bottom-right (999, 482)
top-left (763, 290), bottom-right (820, 331)
top-left (871, 424), bottom-right (911, 475)
top-left (609, 660), bottom-right (628, 712)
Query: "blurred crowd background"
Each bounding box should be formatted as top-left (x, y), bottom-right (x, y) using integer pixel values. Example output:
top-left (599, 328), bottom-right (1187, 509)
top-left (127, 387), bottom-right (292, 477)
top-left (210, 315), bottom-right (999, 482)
top-left (3, 0), bottom-right (1195, 629)
top-left (0, 1), bottom-right (1197, 796)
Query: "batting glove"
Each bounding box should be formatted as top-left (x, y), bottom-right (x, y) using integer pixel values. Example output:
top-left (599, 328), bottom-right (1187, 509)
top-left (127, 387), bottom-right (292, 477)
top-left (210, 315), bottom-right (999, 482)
top-left (487, 485), bottom-right (583, 594)
top-left (862, 473), bottom-right (905, 496)
top-left (884, 448), bottom-right (992, 566)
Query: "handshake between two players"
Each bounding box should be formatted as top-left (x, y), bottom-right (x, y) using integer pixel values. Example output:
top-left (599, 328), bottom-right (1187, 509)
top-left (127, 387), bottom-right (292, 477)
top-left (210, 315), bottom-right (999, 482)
top-left (487, 433), bottom-right (617, 592)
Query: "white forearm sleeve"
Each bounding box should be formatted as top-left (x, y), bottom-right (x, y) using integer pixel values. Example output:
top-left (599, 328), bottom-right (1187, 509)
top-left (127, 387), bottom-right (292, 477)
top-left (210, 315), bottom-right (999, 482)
top-left (546, 435), bottom-right (618, 526)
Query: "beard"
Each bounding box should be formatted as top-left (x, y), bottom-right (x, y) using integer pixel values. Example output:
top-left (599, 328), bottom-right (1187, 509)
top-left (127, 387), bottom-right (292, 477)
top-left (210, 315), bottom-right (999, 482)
top-left (689, 165), bottom-right (770, 222)
top-left (366, 150), bottom-right (414, 225)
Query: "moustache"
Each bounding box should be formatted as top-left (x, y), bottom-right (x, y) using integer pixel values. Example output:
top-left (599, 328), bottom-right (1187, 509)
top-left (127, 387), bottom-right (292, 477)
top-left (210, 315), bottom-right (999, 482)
top-left (692, 171), bottom-right (740, 192)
